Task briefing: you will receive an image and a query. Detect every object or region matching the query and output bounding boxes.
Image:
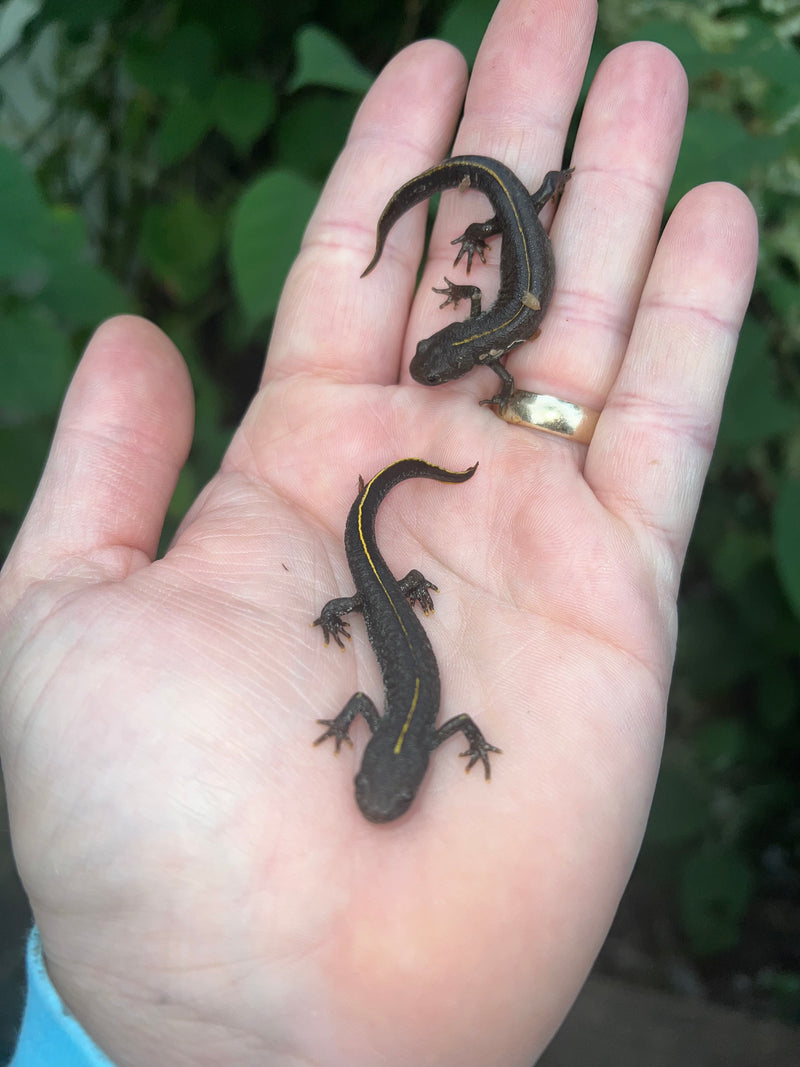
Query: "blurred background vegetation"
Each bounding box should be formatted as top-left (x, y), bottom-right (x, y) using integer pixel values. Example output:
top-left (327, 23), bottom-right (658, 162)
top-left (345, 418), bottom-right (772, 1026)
top-left (0, 0), bottom-right (798, 1056)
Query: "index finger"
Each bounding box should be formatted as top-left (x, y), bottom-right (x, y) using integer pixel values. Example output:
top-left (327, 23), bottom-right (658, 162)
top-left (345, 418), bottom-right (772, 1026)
top-left (262, 41), bottom-right (467, 390)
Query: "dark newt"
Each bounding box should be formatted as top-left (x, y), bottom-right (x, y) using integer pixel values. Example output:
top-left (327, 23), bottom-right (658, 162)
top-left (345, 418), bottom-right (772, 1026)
top-left (362, 155), bottom-right (572, 408)
top-left (313, 458), bottom-right (499, 823)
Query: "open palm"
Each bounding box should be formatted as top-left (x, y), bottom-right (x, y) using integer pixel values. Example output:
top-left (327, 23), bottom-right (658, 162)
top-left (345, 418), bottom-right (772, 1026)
top-left (0, 2), bottom-right (757, 1066)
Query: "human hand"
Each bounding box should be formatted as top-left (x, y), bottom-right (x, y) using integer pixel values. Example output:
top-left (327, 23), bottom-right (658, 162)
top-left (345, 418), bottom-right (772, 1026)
top-left (0, 1), bottom-right (757, 1065)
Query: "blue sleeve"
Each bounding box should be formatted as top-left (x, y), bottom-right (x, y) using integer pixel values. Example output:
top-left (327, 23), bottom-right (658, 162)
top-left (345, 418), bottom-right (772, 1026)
top-left (9, 928), bottom-right (117, 1067)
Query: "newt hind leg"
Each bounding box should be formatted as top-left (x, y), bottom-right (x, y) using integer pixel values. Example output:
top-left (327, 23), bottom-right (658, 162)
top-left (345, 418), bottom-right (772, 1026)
top-left (313, 593), bottom-right (363, 649)
top-left (399, 569), bottom-right (438, 614)
top-left (530, 167), bottom-right (574, 213)
top-left (433, 713), bottom-right (502, 779)
top-left (314, 691), bottom-right (381, 750)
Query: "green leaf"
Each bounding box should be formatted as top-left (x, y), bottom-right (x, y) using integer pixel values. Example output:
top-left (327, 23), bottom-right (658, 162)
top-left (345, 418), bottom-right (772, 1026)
top-left (0, 306), bottom-right (73, 418)
top-left (0, 424), bottom-right (51, 515)
top-left (156, 23), bottom-right (218, 97)
top-left (679, 844), bottom-right (753, 955)
top-left (287, 25), bottom-right (372, 94)
top-left (139, 194), bottom-right (222, 303)
top-left (756, 665), bottom-right (798, 733)
top-left (156, 94), bottom-right (213, 166)
top-left (437, 0), bottom-right (497, 68)
top-left (274, 94), bottom-right (359, 182)
top-left (726, 14), bottom-right (800, 121)
top-left (37, 206), bottom-right (129, 326)
top-left (635, 12), bottom-right (800, 122)
top-left (211, 75), bottom-right (277, 155)
top-left (717, 315), bottom-right (797, 448)
top-left (42, 204), bottom-right (86, 259)
top-left (669, 110), bottom-right (779, 210)
top-left (773, 477), bottom-right (800, 622)
top-left (695, 718), bottom-right (746, 773)
top-left (674, 592), bottom-right (763, 692)
top-left (42, 258), bottom-right (129, 328)
top-left (0, 145), bottom-right (51, 283)
top-left (759, 266), bottom-right (800, 327)
top-left (40, 0), bottom-right (123, 32)
top-left (0, 163), bottom-right (128, 323)
top-left (726, 564), bottom-right (800, 656)
top-left (228, 169), bottom-right (320, 326)
top-left (708, 527), bottom-right (770, 593)
top-left (124, 23), bottom-right (218, 99)
top-left (644, 758), bottom-right (711, 847)
top-left (767, 210), bottom-right (800, 282)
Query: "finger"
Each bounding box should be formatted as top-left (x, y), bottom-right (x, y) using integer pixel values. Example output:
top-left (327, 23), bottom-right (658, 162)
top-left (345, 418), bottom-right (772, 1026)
top-left (263, 40), bottom-right (468, 388)
top-left (403, 0), bottom-right (597, 388)
top-left (586, 182), bottom-right (758, 583)
top-left (526, 42), bottom-right (688, 403)
top-left (1, 316), bottom-right (194, 602)
top-left (457, 0), bottom-right (596, 159)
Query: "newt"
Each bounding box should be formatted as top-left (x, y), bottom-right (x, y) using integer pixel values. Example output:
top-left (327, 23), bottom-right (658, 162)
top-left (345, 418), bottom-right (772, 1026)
top-left (362, 155), bottom-right (572, 408)
top-left (313, 458), bottom-right (499, 822)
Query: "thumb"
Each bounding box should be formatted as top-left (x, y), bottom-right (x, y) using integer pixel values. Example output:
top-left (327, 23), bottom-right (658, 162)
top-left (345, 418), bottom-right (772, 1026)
top-left (1, 315), bottom-right (194, 605)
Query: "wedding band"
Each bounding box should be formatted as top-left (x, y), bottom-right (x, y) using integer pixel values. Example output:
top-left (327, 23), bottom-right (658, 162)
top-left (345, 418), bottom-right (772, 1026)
top-left (490, 390), bottom-right (600, 444)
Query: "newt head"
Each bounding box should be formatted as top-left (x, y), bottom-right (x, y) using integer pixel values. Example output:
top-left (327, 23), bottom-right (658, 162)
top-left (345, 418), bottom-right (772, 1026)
top-left (355, 731), bottom-right (430, 823)
top-left (410, 329), bottom-right (478, 386)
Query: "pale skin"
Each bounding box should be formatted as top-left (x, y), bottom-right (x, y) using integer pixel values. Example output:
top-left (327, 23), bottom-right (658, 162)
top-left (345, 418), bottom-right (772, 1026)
top-left (0, 1), bottom-right (758, 1064)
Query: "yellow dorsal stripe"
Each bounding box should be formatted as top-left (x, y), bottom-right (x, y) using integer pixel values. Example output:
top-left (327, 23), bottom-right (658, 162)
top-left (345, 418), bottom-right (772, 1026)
top-left (394, 677), bottom-right (420, 755)
top-left (444, 159), bottom-right (533, 348)
top-left (357, 465), bottom-right (421, 755)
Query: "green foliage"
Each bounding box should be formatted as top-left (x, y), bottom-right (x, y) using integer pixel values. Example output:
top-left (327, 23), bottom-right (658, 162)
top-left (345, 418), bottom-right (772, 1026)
top-left (288, 25), bottom-right (373, 93)
top-left (596, 0), bottom-right (800, 981)
top-left (140, 193), bottom-right (223, 302)
top-left (0, 0), bottom-right (394, 552)
top-left (774, 477), bottom-right (800, 620)
top-left (0, 304), bottom-right (72, 415)
top-left (229, 169), bottom-right (321, 326)
top-left (274, 94), bottom-right (360, 181)
top-left (436, 0), bottom-right (498, 66)
top-left (643, 757), bottom-right (714, 847)
top-left (211, 76), bottom-right (277, 156)
top-left (0, 0), bottom-right (797, 1004)
top-left (717, 317), bottom-right (796, 449)
top-left (0, 141), bottom-right (127, 524)
top-left (679, 843), bottom-right (755, 955)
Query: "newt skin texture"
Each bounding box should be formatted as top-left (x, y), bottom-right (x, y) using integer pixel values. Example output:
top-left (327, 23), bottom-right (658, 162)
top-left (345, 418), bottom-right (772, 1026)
top-left (313, 459), bottom-right (500, 823)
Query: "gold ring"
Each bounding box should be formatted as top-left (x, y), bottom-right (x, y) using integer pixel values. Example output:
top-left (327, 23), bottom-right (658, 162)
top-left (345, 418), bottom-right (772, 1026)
top-left (489, 390), bottom-right (600, 444)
